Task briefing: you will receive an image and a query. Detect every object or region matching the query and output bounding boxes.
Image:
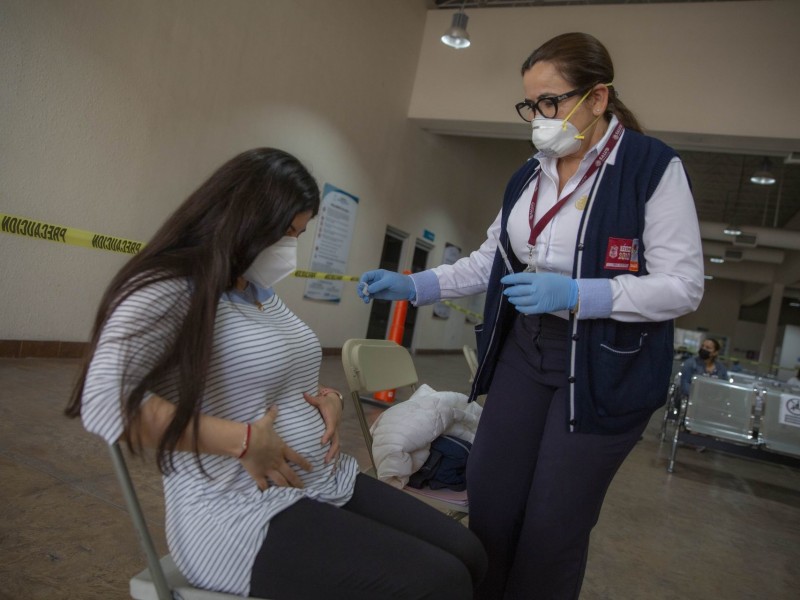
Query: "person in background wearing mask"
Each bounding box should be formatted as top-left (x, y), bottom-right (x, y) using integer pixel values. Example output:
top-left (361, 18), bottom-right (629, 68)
top-left (65, 148), bottom-right (486, 600)
top-left (680, 337), bottom-right (729, 396)
top-left (357, 32), bottom-right (703, 599)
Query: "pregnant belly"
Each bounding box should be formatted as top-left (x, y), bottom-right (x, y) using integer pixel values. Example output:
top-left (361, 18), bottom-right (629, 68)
top-left (270, 397), bottom-right (333, 485)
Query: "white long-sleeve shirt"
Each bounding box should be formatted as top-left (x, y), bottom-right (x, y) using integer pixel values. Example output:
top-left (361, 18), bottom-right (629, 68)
top-left (414, 116), bottom-right (704, 322)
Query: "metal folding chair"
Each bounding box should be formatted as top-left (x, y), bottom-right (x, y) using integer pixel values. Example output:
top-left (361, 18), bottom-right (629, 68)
top-left (341, 338), bottom-right (469, 520)
top-left (109, 443), bottom-right (268, 599)
top-left (462, 345), bottom-right (478, 383)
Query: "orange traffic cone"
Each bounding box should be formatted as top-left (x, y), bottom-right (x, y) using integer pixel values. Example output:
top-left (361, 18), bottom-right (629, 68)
top-left (373, 270), bottom-right (411, 404)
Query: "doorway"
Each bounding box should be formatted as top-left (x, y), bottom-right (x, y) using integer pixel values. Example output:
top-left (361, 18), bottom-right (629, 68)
top-left (365, 226), bottom-right (408, 341)
top-left (402, 239), bottom-right (433, 349)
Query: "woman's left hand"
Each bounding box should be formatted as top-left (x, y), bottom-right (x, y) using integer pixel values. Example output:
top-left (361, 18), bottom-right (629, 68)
top-left (303, 389), bottom-right (343, 463)
top-left (501, 272), bottom-right (579, 314)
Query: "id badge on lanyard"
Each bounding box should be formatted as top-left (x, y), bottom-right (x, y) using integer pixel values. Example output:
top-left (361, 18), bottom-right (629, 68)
top-left (525, 122), bottom-right (624, 272)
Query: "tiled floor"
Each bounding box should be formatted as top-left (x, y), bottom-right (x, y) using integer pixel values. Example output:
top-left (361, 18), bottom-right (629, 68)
top-left (1, 355), bottom-right (799, 599)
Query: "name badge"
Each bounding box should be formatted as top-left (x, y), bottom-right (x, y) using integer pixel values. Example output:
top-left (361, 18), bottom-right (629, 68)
top-left (605, 237), bottom-right (639, 272)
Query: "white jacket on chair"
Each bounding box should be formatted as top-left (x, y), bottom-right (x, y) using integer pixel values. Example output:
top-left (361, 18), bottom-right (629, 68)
top-left (370, 384), bottom-right (482, 488)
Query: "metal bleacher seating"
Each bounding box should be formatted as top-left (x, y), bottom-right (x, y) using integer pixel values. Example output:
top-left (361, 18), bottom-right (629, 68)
top-left (683, 376), bottom-right (758, 444)
top-left (665, 374), bottom-right (800, 473)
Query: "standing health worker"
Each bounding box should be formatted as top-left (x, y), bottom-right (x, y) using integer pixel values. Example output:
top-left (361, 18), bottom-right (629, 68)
top-left (358, 32), bottom-right (704, 600)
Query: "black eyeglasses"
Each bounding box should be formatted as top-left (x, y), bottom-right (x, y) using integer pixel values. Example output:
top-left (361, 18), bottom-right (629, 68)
top-left (515, 87), bottom-right (589, 122)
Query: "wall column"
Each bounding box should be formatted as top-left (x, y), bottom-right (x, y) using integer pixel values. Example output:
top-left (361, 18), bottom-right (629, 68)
top-left (759, 282), bottom-right (784, 374)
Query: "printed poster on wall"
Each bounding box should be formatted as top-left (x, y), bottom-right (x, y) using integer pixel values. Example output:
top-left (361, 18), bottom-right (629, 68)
top-left (433, 243), bottom-right (461, 319)
top-left (303, 183), bottom-right (358, 303)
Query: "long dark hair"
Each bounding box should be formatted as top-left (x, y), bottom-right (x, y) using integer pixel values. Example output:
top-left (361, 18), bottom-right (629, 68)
top-left (66, 148), bottom-right (320, 473)
top-left (521, 32), bottom-right (642, 133)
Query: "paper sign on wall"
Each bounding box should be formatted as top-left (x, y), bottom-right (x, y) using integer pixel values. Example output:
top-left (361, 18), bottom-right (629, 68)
top-left (779, 393), bottom-right (800, 428)
top-left (304, 183), bottom-right (358, 303)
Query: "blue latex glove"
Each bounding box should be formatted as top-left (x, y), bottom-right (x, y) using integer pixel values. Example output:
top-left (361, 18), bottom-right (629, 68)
top-left (500, 272), bottom-right (578, 314)
top-left (358, 269), bottom-right (416, 304)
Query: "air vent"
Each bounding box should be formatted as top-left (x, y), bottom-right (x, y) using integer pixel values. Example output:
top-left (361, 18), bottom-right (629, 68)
top-left (732, 233), bottom-right (758, 248)
top-left (724, 249), bottom-right (744, 262)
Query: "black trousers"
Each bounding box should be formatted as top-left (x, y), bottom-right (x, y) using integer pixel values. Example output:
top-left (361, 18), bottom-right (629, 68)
top-left (250, 473), bottom-right (487, 600)
top-left (467, 314), bottom-right (647, 600)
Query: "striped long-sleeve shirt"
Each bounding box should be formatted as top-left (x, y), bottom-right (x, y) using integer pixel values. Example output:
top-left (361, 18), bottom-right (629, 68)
top-left (81, 277), bottom-right (359, 595)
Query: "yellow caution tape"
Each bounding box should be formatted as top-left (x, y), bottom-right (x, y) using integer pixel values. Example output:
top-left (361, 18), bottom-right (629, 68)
top-left (716, 355), bottom-right (781, 370)
top-left (7, 214), bottom-right (788, 356)
top-left (292, 269), bottom-right (360, 282)
top-left (1, 212), bottom-right (145, 255)
top-left (3, 213), bottom-right (791, 363)
top-left (295, 273), bottom-right (483, 321)
top-left (440, 299), bottom-right (483, 322)
top-left (1, 212), bottom-right (485, 320)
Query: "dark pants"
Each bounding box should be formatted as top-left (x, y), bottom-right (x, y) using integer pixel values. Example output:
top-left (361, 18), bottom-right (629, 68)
top-left (467, 314), bottom-right (647, 600)
top-left (250, 473), bottom-right (487, 600)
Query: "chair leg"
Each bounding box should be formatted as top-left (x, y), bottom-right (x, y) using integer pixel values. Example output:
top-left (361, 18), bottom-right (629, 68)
top-left (659, 403), bottom-right (671, 443)
top-left (446, 509), bottom-right (468, 522)
top-left (667, 398), bottom-right (687, 473)
top-left (109, 444), bottom-right (173, 600)
top-left (667, 425), bottom-right (680, 473)
top-left (349, 391), bottom-right (377, 473)
top-left (660, 384), bottom-right (677, 442)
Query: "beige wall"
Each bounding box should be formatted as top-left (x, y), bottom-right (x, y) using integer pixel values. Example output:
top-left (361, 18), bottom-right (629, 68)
top-left (676, 278), bottom-right (742, 335)
top-left (0, 0), bottom-right (530, 350)
top-left (410, 0), bottom-right (800, 150)
top-left (732, 320), bottom-right (767, 360)
top-left (675, 278), bottom-right (770, 363)
top-left (3, 0), bottom-right (797, 352)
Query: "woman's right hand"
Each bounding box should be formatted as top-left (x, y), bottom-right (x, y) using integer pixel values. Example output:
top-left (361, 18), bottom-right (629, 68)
top-left (240, 406), bottom-right (312, 491)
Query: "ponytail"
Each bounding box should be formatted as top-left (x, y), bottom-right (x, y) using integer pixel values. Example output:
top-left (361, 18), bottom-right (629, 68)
top-left (606, 88), bottom-right (642, 133)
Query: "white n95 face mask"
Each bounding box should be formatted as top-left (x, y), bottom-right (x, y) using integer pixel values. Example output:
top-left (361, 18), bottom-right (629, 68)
top-left (530, 85), bottom-right (602, 158)
top-left (530, 117), bottom-right (584, 158)
top-left (243, 236), bottom-right (298, 289)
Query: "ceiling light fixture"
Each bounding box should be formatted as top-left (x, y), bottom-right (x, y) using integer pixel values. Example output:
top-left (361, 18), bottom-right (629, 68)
top-left (709, 257), bottom-right (725, 264)
top-left (750, 157), bottom-right (777, 186)
top-left (723, 225), bottom-right (742, 236)
top-left (441, 10), bottom-right (471, 49)
top-left (704, 275), bottom-right (714, 281)
top-left (790, 302), bottom-right (800, 308)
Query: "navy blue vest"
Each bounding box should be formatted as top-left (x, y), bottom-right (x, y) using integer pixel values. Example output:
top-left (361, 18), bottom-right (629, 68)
top-left (471, 129), bottom-right (680, 434)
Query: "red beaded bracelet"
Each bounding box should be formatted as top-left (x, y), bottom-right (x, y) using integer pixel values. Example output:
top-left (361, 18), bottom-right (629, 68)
top-left (237, 423), bottom-right (251, 459)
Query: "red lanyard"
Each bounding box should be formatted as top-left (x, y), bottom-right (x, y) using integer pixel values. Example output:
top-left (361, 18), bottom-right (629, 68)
top-left (527, 122), bottom-right (624, 246)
